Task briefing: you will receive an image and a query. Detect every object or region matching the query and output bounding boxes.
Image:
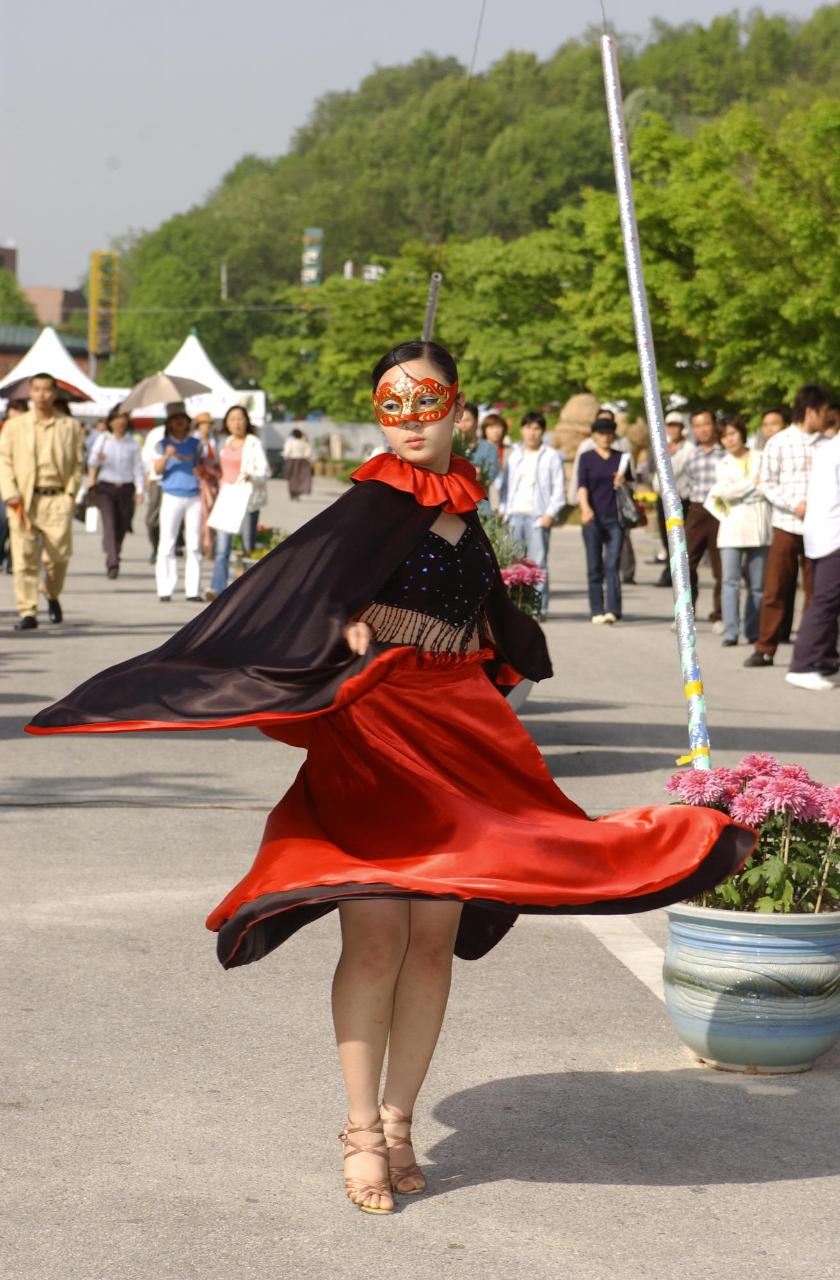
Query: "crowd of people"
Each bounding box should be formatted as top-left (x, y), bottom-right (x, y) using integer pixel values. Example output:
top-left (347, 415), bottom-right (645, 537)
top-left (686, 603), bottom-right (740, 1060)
top-left (1, 372), bottom-right (838, 694)
top-left (455, 385), bottom-right (839, 691)
top-left (0, 376), bottom-right (309, 621)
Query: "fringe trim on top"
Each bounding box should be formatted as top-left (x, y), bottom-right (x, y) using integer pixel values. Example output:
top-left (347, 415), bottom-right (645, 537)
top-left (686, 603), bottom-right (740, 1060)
top-left (356, 602), bottom-right (488, 657)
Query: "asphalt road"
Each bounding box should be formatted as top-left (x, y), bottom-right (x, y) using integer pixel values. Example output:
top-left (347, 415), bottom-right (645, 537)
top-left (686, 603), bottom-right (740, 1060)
top-left (3, 477), bottom-right (839, 1280)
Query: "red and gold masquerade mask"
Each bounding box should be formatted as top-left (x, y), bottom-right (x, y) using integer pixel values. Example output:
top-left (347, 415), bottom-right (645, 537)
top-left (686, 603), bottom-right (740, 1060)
top-left (372, 373), bottom-right (459, 428)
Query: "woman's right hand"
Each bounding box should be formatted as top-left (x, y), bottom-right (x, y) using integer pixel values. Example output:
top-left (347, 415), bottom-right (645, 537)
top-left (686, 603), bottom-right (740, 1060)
top-left (344, 621), bottom-right (373, 655)
top-left (580, 507), bottom-right (595, 525)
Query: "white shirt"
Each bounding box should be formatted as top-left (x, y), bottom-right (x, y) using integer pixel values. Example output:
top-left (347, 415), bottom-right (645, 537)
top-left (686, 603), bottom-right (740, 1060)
top-left (803, 435), bottom-right (840, 560)
top-left (510, 449), bottom-right (539, 514)
top-left (759, 424), bottom-right (820, 535)
top-left (142, 425), bottom-right (166, 483)
top-left (497, 444), bottom-right (566, 522)
top-left (88, 433), bottom-right (145, 494)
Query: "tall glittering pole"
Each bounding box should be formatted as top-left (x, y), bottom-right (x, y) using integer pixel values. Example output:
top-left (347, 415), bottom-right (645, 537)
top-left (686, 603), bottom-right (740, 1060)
top-left (422, 271), bottom-right (444, 342)
top-left (600, 35), bottom-right (711, 770)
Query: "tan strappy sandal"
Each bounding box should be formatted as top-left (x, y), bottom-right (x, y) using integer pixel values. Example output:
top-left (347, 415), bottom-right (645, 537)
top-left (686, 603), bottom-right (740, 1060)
top-left (338, 1117), bottom-right (394, 1215)
top-left (380, 1102), bottom-right (427, 1195)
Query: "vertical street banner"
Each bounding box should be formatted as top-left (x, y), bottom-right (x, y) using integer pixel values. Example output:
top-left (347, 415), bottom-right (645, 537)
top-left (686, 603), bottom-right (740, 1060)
top-left (301, 228), bottom-right (324, 288)
top-left (88, 251), bottom-right (119, 356)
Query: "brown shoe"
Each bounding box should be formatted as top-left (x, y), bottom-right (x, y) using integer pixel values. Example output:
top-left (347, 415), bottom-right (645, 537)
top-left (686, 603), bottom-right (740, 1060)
top-left (338, 1117), bottom-right (394, 1215)
top-left (380, 1102), bottom-right (427, 1195)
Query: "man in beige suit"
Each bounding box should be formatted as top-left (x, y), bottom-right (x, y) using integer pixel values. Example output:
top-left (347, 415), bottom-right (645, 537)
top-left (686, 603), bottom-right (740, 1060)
top-left (0, 372), bottom-right (84, 630)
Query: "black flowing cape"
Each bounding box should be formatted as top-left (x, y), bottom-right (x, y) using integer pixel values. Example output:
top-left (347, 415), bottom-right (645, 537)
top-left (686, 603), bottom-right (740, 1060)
top-left (26, 477), bottom-right (552, 736)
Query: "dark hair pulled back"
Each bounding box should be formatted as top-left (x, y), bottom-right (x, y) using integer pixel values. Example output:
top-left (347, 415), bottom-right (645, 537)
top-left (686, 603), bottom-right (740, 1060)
top-left (371, 340), bottom-right (458, 390)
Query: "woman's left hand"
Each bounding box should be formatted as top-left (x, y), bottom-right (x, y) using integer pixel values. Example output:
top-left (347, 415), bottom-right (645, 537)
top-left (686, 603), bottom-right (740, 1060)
top-left (613, 472), bottom-right (626, 488)
top-left (344, 622), bottom-right (373, 655)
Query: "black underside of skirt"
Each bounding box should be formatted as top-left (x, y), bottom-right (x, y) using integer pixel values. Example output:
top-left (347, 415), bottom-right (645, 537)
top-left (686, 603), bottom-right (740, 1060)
top-left (215, 826), bottom-right (753, 969)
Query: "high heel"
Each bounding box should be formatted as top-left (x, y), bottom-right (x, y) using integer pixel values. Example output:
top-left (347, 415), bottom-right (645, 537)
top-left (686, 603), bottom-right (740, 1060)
top-left (338, 1117), bottom-right (394, 1215)
top-left (380, 1102), bottom-right (427, 1195)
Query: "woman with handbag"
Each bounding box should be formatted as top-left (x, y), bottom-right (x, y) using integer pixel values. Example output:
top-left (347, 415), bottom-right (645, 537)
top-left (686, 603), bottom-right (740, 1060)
top-left (577, 417), bottom-right (636, 624)
top-left (205, 406), bottom-right (270, 601)
top-left (705, 415), bottom-right (771, 647)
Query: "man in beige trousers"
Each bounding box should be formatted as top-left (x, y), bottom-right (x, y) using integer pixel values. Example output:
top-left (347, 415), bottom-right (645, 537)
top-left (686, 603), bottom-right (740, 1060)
top-left (0, 372), bottom-right (84, 630)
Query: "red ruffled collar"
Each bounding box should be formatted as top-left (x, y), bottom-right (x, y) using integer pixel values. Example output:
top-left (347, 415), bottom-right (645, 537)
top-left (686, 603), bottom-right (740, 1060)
top-left (350, 452), bottom-right (486, 514)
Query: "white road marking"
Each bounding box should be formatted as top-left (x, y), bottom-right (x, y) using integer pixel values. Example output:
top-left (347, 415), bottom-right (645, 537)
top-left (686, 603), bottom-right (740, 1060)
top-left (576, 915), bottom-right (666, 1003)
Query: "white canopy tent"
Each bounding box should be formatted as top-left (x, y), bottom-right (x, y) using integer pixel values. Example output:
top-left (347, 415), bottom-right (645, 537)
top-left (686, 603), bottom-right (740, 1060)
top-left (135, 332), bottom-right (266, 426)
top-left (1, 326), bottom-right (266, 427)
top-left (0, 326), bottom-right (114, 410)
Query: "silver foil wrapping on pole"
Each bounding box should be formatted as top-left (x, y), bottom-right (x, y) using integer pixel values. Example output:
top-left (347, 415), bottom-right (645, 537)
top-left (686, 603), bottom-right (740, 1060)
top-left (422, 272), bottom-right (444, 342)
top-left (600, 35), bottom-right (711, 770)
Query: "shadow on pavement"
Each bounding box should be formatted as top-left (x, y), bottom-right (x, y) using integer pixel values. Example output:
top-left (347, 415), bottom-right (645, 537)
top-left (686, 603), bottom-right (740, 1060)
top-left (0, 769), bottom-right (244, 806)
top-left (428, 1066), bottom-right (840, 1191)
top-left (543, 749), bottom-right (679, 777)
top-left (527, 718), bottom-right (840, 761)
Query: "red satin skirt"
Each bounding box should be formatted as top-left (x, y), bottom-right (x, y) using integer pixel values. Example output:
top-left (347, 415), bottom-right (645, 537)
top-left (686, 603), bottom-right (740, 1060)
top-left (206, 649), bottom-right (753, 967)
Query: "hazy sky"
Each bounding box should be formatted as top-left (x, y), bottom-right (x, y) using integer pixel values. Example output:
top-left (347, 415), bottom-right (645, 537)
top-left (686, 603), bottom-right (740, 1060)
top-left (2, 0), bottom-right (825, 286)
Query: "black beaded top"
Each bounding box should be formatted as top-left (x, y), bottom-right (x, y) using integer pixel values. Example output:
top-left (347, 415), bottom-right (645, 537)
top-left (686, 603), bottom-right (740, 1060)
top-left (358, 523), bottom-right (496, 655)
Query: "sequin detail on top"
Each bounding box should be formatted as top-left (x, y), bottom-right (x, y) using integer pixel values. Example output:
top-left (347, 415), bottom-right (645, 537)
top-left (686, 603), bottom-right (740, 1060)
top-left (357, 524), bottom-right (497, 657)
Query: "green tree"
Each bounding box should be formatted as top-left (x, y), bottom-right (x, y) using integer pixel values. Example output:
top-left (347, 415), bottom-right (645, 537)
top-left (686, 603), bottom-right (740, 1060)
top-left (0, 269), bottom-right (38, 326)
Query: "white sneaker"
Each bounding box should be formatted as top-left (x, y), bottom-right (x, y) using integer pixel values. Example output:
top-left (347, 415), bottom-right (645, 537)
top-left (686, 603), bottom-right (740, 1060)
top-left (785, 671), bottom-right (835, 692)
top-left (592, 614), bottom-right (607, 625)
top-left (712, 620), bottom-right (725, 634)
top-left (603, 612), bottom-right (618, 624)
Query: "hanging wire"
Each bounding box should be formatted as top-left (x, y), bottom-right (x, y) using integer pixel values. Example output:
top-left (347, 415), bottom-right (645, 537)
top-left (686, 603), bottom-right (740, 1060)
top-left (423, 0), bottom-right (488, 338)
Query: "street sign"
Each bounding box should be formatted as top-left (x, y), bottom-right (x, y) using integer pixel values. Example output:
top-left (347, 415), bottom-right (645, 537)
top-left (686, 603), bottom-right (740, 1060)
top-left (88, 251), bottom-right (119, 356)
top-left (301, 227), bottom-right (324, 289)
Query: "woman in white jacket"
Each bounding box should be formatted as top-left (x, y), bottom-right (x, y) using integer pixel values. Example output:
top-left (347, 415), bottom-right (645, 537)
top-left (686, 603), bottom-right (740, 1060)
top-left (205, 406), bottom-right (270, 600)
top-left (707, 416), bottom-right (771, 647)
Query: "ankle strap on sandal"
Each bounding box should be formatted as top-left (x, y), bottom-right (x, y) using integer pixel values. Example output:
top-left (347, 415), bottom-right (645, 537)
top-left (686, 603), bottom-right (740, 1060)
top-left (339, 1117), bottom-right (388, 1161)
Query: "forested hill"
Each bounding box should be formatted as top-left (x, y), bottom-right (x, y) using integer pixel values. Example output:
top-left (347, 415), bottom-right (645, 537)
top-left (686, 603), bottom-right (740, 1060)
top-left (107, 6), bottom-right (840, 411)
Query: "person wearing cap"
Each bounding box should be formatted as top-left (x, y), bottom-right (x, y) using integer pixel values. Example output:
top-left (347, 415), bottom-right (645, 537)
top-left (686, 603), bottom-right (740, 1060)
top-left (192, 412), bottom-right (220, 469)
top-left (577, 416), bottom-right (634, 624)
top-left (0, 371), bottom-right (84, 629)
top-left (191, 411), bottom-right (221, 558)
top-left (153, 402), bottom-right (204, 602)
top-left (570, 409), bottom-right (637, 584)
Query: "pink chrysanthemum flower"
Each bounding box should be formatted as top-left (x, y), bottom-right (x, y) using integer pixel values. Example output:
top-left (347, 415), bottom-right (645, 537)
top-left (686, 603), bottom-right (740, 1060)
top-left (763, 776), bottom-right (813, 819)
top-left (501, 559), bottom-right (546, 589)
top-left (665, 772), bottom-right (685, 795)
top-left (776, 763), bottom-right (812, 783)
top-left (709, 768), bottom-right (743, 803)
top-left (730, 790), bottom-right (771, 826)
top-left (800, 784), bottom-right (830, 823)
top-left (735, 753), bottom-right (781, 780)
top-left (819, 792), bottom-right (840, 833)
top-left (675, 771), bottom-right (726, 806)
top-left (749, 775), bottom-right (772, 793)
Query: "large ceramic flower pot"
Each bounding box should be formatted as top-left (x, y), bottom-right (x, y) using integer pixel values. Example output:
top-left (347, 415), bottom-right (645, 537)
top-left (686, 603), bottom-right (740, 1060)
top-left (664, 904), bottom-right (840, 1074)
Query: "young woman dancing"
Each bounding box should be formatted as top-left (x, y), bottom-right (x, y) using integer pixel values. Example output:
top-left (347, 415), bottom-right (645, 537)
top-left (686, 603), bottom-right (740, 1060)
top-left (27, 340), bottom-right (754, 1216)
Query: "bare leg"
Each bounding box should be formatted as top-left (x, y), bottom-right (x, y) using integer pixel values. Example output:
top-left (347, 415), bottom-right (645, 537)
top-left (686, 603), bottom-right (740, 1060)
top-left (381, 900), bottom-right (463, 1187)
top-left (332, 899), bottom-right (409, 1210)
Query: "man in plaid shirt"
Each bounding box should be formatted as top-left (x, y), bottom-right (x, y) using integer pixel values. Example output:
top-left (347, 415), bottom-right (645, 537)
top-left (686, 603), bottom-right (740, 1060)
top-left (684, 409), bottom-right (726, 625)
top-left (744, 384), bottom-right (830, 668)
